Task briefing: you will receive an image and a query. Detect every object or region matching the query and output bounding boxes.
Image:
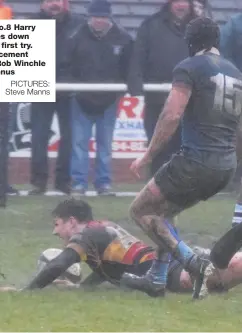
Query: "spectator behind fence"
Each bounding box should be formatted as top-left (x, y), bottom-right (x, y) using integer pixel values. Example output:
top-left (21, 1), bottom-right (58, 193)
top-left (220, 14), bottom-right (242, 192)
top-left (70, 0), bottom-right (133, 196)
top-left (29, 0), bottom-right (84, 195)
top-left (0, 0), bottom-right (12, 19)
top-left (193, 0), bottom-right (212, 18)
top-left (128, 0), bottom-right (196, 178)
top-left (220, 14), bottom-right (242, 72)
top-left (7, 102), bottom-right (20, 195)
top-left (0, 102), bottom-right (19, 197)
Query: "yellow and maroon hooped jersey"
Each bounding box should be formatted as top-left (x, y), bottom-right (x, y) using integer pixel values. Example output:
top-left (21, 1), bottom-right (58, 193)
top-left (67, 220), bottom-right (155, 283)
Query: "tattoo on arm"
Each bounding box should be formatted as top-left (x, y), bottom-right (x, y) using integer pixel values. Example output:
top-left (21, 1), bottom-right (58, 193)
top-left (146, 84), bottom-right (191, 161)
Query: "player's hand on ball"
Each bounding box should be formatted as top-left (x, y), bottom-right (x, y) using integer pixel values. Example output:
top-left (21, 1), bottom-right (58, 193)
top-left (53, 279), bottom-right (76, 287)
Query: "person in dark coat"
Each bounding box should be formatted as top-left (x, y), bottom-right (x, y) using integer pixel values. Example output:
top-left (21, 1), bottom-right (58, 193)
top-left (29, 0), bottom-right (84, 195)
top-left (70, 0), bottom-right (133, 195)
top-left (128, 0), bottom-right (196, 177)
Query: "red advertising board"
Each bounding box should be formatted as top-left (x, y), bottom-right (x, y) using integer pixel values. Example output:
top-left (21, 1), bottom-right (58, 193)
top-left (10, 97), bottom-right (147, 159)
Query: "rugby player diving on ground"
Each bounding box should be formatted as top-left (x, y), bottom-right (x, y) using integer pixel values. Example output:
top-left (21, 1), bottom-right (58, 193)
top-left (1, 199), bottom-right (242, 296)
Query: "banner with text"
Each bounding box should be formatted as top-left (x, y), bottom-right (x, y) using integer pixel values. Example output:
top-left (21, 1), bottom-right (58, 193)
top-left (9, 96), bottom-right (148, 159)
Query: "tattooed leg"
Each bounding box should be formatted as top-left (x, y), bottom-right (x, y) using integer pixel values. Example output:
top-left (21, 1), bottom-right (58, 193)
top-left (126, 178), bottom-right (214, 299)
top-left (124, 179), bottom-right (181, 292)
top-left (121, 179), bottom-right (182, 296)
top-left (129, 178), bottom-right (181, 251)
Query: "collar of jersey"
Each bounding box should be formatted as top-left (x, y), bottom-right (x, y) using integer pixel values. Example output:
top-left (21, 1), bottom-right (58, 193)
top-left (195, 47), bottom-right (220, 56)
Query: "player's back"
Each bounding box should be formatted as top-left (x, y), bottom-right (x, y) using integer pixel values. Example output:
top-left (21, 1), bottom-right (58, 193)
top-left (175, 51), bottom-right (242, 170)
top-left (68, 220), bottom-right (154, 283)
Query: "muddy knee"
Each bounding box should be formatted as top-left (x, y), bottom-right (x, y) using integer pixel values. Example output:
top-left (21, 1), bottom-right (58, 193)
top-left (129, 201), bottom-right (141, 225)
top-left (129, 201), bottom-right (151, 233)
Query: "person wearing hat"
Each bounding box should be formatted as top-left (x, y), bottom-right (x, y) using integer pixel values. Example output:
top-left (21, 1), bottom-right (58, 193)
top-left (29, 0), bottom-right (84, 195)
top-left (127, 0), bottom-right (196, 179)
top-left (70, 0), bottom-right (133, 196)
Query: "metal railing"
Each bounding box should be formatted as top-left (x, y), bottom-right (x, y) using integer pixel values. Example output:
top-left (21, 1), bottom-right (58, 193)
top-left (55, 83), bottom-right (172, 92)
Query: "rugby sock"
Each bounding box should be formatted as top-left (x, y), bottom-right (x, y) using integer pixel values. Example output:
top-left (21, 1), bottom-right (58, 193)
top-left (163, 221), bottom-right (194, 266)
top-left (148, 220), bottom-right (178, 284)
top-left (148, 253), bottom-right (171, 284)
top-left (232, 204), bottom-right (242, 227)
top-left (164, 220), bottom-right (180, 242)
top-left (175, 241), bottom-right (195, 266)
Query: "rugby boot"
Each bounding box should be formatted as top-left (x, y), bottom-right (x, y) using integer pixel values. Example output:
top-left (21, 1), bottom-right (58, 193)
top-left (120, 271), bottom-right (166, 297)
top-left (186, 255), bottom-right (215, 300)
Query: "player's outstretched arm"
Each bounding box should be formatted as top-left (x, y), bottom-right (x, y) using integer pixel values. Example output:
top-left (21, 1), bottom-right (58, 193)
top-left (23, 248), bottom-right (80, 290)
top-left (145, 84), bottom-right (192, 162)
top-left (130, 67), bottom-right (193, 178)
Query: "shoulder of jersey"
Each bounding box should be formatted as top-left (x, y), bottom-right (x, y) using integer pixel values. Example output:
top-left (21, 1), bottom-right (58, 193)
top-left (69, 232), bottom-right (83, 243)
top-left (174, 56), bottom-right (193, 71)
top-left (87, 220), bottom-right (114, 226)
top-left (177, 54), bottom-right (208, 71)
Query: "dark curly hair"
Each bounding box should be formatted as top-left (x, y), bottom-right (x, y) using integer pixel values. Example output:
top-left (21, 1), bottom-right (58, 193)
top-left (185, 17), bottom-right (220, 56)
top-left (52, 198), bottom-right (93, 223)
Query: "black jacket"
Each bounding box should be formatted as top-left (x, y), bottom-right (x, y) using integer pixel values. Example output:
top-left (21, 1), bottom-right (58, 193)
top-left (71, 22), bottom-right (133, 113)
top-left (128, 3), bottom-right (195, 107)
top-left (33, 11), bottom-right (85, 82)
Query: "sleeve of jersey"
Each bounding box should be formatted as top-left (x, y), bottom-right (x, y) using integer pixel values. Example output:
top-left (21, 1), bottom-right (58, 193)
top-left (67, 230), bottom-right (93, 262)
top-left (172, 65), bottom-right (194, 89)
top-left (24, 248), bottom-right (80, 290)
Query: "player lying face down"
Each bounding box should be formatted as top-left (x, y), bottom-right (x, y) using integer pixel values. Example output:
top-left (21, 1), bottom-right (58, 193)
top-left (37, 246), bottom-right (242, 294)
top-left (1, 198), bottom-right (242, 295)
top-left (3, 243), bottom-right (242, 295)
top-left (2, 198), bottom-right (156, 290)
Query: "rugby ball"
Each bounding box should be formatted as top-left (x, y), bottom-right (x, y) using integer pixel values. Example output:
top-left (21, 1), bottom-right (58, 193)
top-left (37, 248), bottom-right (82, 285)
